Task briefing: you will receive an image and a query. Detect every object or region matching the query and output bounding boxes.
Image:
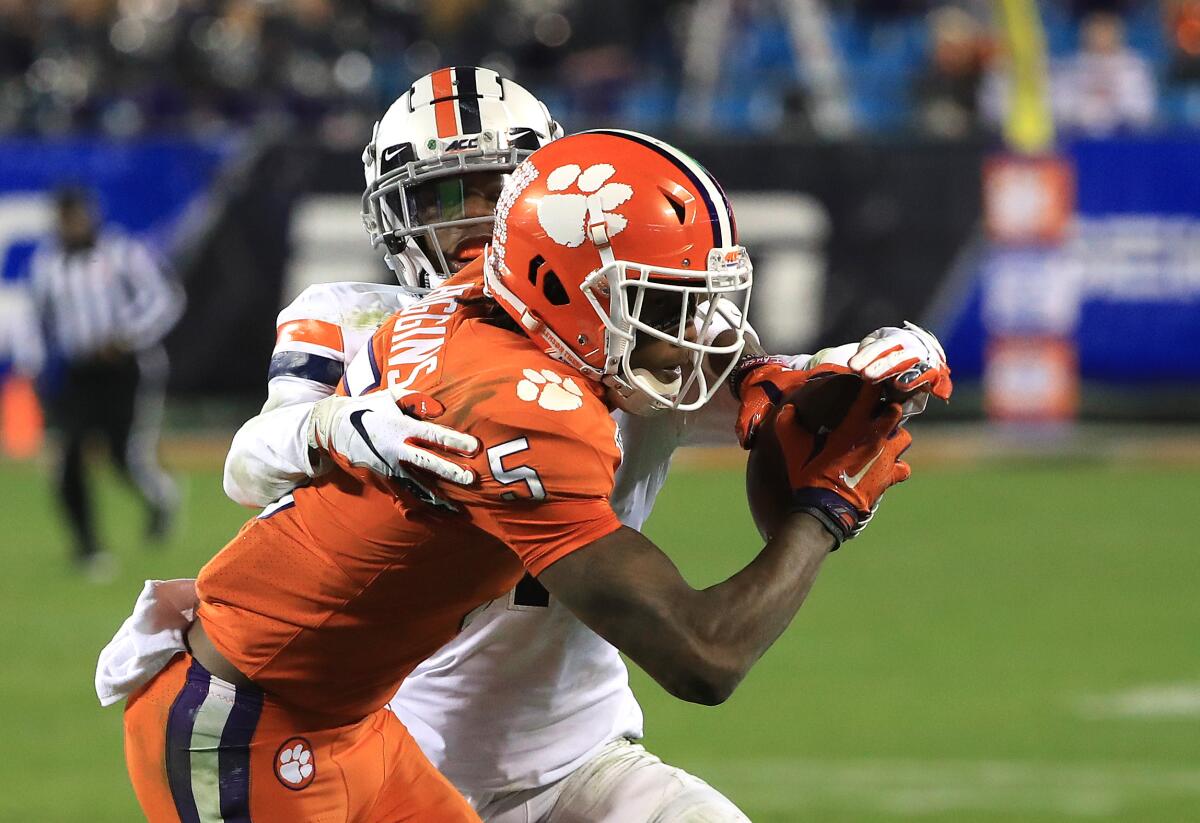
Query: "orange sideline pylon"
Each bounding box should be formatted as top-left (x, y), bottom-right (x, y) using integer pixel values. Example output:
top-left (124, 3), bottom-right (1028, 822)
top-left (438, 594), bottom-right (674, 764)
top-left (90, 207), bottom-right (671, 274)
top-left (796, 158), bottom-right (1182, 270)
top-left (2, 375), bottom-right (44, 459)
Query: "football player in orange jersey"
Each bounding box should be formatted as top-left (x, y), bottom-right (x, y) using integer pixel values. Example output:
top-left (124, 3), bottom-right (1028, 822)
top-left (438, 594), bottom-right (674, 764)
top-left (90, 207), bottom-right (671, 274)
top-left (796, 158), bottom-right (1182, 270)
top-left (215, 69), bottom-right (948, 823)
top-left (114, 130), bottom-right (915, 822)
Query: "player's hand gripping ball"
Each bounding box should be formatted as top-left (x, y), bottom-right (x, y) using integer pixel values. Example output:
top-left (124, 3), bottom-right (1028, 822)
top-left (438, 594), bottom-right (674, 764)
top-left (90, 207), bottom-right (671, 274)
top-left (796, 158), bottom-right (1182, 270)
top-left (746, 373), bottom-right (911, 546)
top-left (746, 371), bottom-right (861, 539)
top-left (734, 358), bottom-right (859, 448)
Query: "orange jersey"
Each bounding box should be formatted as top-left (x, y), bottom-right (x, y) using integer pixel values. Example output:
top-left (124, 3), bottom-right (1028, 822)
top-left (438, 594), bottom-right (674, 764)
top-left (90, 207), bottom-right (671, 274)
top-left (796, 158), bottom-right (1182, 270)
top-left (197, 261), bottom-right (622, 725)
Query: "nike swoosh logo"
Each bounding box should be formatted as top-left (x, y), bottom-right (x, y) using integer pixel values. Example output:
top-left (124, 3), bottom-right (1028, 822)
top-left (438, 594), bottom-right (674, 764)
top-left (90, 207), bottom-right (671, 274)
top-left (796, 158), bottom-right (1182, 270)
top-left (840, 447), bottom-right (885, 489)
top-left (382, 145), bottom-right (407, 163)
top-left (348, 409), bottom-right (391, 469)
top-left (508, 127), bottom-right (543, 151)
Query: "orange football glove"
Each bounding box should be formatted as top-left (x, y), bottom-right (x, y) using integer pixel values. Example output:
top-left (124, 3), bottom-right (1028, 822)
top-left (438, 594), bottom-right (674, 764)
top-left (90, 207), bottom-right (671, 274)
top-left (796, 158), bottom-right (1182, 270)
top-left (773, 381), bottom-right (912, 548)
top-left (731, 356), bottom-right (856, 449)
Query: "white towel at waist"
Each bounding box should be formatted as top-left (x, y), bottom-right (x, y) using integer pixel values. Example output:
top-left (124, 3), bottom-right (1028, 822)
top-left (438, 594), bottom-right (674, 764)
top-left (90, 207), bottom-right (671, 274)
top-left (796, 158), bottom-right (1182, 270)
top-left (95, 578), bottom-right (198, 707)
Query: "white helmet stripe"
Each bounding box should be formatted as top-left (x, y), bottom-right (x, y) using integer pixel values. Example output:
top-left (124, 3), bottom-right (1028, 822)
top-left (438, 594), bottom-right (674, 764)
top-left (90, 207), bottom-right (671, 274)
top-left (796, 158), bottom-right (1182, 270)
top-left (586, 129), bottom-right (735, 249)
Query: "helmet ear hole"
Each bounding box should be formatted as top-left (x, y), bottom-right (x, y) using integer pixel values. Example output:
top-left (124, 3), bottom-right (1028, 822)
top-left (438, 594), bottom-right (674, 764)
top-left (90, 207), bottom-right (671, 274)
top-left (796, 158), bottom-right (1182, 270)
top-left (541, 270), bottom-right (570, 306)
top-left (527, 255), bottom-right (545, 285)
top-left (666, 195), bottom-right (686, 224)
top-left (526, 255), bottom-right (569, 306)
top-left (659, 183), bottom-right (694, 225)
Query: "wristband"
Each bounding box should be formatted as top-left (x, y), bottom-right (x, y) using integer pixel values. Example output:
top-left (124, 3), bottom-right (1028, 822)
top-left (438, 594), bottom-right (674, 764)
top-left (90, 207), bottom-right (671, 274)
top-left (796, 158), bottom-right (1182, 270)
top-left (790, 488), bottom-right (860, 550)
top-left (728, 354), bottom-right (789, 400)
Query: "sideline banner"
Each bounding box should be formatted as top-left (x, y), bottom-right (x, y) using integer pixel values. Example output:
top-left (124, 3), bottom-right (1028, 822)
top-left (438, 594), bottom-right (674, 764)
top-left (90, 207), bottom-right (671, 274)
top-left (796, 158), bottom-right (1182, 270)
top-left (942, 136), bottom-right (1200, 386)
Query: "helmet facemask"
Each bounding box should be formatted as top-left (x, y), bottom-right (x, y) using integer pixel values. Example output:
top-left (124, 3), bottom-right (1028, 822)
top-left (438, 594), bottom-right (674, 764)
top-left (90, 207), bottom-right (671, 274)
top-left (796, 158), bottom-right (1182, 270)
top-left (362, 142), bottom-right (530, 292)
top-left (361, 68), bottom-right (562, 292)
top-left (583, 245), bottom-right (753, 414)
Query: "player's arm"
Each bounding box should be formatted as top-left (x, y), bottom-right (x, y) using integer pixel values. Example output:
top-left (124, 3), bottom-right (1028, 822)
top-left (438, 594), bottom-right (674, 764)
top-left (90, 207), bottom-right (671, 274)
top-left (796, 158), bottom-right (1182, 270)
top-left (223, 286), bottom-right (351, 507)
top-left (224, 364), bottom-right (478, 508)
top-left (223, 380), bottom-right (331, 507)
top-left (539, 382), bottom-right (912, 706)
top-left (222, 285), bottom-right (477, 507)
top-left (119, 237), bottom-right (186, 351)
top-left (540, 514), bottom-right (833, 706)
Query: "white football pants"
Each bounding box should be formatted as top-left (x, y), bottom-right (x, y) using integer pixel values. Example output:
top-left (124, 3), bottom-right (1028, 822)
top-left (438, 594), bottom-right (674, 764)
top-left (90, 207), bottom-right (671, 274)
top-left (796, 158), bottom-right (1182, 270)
top-left (468, 738), bottom-right (749, 823)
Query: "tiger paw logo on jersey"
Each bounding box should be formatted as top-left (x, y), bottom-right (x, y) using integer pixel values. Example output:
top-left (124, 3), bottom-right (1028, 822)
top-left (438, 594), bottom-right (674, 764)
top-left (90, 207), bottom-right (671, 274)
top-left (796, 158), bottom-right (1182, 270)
top-left (537, 163), bottom-right (633, 248)
top-left (517, 368), bottom-right (585, 411)
top-left (274, 738), bottom-right (315, 790)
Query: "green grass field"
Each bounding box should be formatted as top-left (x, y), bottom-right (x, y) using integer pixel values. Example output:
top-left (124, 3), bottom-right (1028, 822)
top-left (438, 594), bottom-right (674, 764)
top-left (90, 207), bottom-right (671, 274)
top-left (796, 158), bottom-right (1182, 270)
top-left (2, 450), bottom-right (1198, 821)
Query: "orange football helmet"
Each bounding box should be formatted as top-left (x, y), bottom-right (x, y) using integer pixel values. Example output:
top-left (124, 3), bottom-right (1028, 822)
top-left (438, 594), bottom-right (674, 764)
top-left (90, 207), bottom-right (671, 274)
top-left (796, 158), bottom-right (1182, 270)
top-left (484, 129), bottom-right (753, 413)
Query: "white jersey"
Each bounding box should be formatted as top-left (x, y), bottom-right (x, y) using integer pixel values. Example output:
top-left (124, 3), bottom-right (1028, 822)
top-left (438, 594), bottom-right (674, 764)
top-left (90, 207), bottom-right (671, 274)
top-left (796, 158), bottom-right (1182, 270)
top-left (222, 281), bottom-right (759, 795)
top-left (222, 282), bottom-right (413, 508)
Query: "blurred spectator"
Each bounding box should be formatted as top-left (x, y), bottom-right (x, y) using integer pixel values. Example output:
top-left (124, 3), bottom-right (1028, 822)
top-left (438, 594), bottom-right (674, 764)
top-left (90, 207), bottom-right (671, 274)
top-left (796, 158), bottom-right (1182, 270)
top-left (1053, 11), bottom-right (1156, 134)
top-left (27, 187), bottom-right (184, 580)
top-left (1068, 0), bottom-right (1138, 21)
top-left (912, 5), bottom-right (987, 137)
top-left (0, 0), bottom-right (38, 132)
top-left (0, 0), bottom-right (1177, 138)
top-left (555, 1), bottom-right (643, 123)
top-left (980, 9), bottom-right (1157, 137)
top-left (1167, 0), bottom-right (1200, 114)
top-left (0, 0), bottom-right (670, 138)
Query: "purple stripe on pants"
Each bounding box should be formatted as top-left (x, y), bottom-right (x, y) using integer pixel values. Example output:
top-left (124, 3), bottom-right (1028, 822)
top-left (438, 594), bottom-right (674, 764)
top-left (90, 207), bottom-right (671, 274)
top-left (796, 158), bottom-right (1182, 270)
top-left (164, 659), bottom-right (211, 823)
top-left (217, 683), bottom-right (263, 822)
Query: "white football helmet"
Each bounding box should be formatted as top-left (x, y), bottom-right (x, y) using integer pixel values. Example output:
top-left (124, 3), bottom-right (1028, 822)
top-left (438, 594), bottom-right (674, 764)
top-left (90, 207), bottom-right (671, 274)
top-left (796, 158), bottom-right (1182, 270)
top-left (362, 67), bottom-right (562, 292)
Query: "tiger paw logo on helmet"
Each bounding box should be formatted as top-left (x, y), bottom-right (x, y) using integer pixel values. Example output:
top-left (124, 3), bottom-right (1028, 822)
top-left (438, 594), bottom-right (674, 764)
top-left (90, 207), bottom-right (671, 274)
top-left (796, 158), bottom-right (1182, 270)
top-left (274, 738), bottom-right (315, 790)
top-left (537, 164), bottom-right (633, 248)
top-left (517, 368), bottom-right (585, 411)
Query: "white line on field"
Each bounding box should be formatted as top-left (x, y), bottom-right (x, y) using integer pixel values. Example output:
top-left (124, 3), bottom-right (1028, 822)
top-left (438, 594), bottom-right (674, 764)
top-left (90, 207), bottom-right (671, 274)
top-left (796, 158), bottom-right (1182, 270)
top-left (1075, 681), bottom-right (1200, 720)
top-left (687, 757), bottom-right (1200, 817)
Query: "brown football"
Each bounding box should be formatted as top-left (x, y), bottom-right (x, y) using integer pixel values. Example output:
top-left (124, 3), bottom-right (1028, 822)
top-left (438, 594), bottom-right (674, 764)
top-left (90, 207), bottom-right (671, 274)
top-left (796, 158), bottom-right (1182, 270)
top-left (745, 372), bottom-right (866, 541)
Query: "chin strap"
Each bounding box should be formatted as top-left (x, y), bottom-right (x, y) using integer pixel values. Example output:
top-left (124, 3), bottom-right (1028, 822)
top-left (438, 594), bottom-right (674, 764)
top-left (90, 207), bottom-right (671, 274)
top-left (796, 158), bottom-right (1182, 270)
top-left (630, 368), bottom-right (682, 397)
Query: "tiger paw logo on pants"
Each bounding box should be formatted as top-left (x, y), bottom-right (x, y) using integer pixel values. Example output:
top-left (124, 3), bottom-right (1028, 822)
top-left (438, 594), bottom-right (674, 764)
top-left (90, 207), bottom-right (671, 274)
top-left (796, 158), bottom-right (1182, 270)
top-left (274, 737), bottom-right (315, 790)
top-left (517, 368), bottom-right (585, 411)
top-left (537, 163), bottom-right (633, 248)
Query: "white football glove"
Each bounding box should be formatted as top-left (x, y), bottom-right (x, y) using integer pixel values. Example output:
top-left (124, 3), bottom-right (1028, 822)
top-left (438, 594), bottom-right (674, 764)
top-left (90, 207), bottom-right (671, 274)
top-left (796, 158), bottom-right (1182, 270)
top-left (849, 321), bottom-right (953, 409)
top-left (307, 386), bottom-right (478, 485)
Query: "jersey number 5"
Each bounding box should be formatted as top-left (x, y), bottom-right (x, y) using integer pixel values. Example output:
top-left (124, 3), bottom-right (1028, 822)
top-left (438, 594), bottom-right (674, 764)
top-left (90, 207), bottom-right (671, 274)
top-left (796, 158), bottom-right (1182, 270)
top-left (486, 438), bottom-right (550, 609)
top-left (487, 438), bottom-right (546, 501)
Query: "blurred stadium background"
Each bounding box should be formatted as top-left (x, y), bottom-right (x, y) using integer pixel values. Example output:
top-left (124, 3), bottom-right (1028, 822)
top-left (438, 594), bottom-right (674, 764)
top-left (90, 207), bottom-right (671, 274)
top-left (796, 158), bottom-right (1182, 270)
top-left (1, 1), bottom-right (1199, 821)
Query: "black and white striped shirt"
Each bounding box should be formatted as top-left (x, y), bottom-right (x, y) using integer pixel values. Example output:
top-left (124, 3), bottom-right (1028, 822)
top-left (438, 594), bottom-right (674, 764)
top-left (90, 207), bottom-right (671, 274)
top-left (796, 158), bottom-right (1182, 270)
top-left (28, 231), bottom-right (185, 361)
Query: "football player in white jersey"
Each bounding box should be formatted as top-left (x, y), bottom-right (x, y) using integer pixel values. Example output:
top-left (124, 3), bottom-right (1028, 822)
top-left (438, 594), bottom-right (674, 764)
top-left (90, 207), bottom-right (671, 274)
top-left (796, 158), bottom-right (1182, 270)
top-left (222, 67), bottom-right (952, 822)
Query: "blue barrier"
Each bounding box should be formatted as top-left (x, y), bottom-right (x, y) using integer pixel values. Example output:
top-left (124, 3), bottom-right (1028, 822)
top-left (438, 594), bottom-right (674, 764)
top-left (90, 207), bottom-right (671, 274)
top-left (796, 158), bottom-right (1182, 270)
top-left (0, 138), bottom-right (233, 378)
top-left (941, 136), bottom-right (1200, 384)
top-left (0, 137), bottom-right (233, 282)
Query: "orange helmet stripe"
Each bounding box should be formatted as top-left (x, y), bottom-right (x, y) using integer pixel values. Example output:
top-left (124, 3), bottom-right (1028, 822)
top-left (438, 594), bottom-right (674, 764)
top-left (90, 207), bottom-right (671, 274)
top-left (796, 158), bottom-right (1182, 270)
top-left (431, 67), bottom-right (458, 138)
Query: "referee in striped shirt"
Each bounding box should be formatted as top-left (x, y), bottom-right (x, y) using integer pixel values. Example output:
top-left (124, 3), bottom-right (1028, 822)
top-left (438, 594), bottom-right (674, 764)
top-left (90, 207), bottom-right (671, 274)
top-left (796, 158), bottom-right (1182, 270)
top-left (29, 187), bottom-right (184, 577)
